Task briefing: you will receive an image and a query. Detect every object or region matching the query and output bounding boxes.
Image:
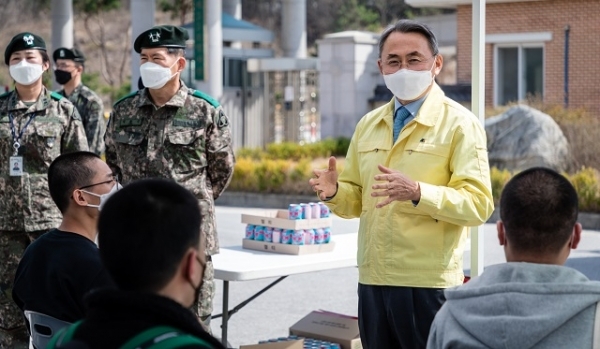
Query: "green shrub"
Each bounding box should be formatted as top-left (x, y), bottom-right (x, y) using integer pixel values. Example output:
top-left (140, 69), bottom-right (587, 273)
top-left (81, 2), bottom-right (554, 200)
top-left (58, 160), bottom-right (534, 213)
top-left (568, 167), bottom-right (600, 213)
top-left (490, 167), bottom-right (512, 205)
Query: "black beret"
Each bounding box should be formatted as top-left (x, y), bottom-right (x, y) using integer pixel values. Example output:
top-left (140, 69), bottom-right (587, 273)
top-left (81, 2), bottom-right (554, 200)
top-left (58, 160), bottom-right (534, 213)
top-left (134, 25), bottom-right (189, 53)
top-left (4, 32), bottom-right (46, 65)
top-left (53, 47), bottom-right (85, 63)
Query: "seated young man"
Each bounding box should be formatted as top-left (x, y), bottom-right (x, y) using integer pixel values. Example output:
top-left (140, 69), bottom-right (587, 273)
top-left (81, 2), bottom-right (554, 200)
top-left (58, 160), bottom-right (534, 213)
top-left (12, 152), bottom-right (116, 330)
top-left (49, 179), bottom-right (226, 349)
top-left (427, 167), bottom-right (600, 349)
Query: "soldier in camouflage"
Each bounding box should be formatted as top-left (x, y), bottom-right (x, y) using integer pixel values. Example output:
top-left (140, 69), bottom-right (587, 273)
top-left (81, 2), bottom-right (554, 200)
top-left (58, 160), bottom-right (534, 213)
top-left (105, 25), bottom-right (235, 334)
top-left (53, 47), bottom-right (105, 155)
top-left (0, 32), bottom-right (89, 348)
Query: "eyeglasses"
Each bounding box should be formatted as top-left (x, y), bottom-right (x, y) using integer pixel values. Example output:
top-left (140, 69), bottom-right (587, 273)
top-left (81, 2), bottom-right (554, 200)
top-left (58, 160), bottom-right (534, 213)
top-left (384, 55), bottom-right (435, 69)
top-left (78, 174), bottom-right (117, 190)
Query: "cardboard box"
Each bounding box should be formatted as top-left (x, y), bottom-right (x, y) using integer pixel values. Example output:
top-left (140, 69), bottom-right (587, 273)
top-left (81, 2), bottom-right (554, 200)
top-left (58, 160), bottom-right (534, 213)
top-left (242, 210), bottom-right (332, 230)
top-left (239, 339), bottom-right (303, 349)
top-left (289, 311), bottom-right (362, 349)
top-left (242, 239), bottom-right (335, 255)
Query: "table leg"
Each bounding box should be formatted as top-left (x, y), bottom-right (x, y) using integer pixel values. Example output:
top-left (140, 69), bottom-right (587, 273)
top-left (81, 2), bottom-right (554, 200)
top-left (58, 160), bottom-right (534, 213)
top-left (221, 280), bottom-right (229, 347)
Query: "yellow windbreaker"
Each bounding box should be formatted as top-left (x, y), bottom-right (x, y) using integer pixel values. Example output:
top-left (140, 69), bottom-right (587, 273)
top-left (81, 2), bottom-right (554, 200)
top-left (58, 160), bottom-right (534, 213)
top-left (326, 84), bottom-right (494, 288)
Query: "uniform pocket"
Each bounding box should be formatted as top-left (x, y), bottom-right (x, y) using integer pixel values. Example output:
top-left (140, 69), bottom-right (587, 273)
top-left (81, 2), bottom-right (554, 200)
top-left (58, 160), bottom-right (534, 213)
top-left (114, 129), bottom-right (145, 146)
top-left (166, 129), bottom-right (196, 145)
top-left (35, 122), bottom-right (62, 149)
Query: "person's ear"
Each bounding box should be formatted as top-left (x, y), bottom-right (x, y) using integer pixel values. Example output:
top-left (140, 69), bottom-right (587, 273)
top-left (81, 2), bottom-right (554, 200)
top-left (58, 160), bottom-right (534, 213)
top-left (497, 220), bottom-right (506, 246)
top-left (42, 60), bottom-right (50, 72)
top-left (569, 223), bottom-right (582, 250)
top-left (184, 249), bottom-right (200, 283)
top-left (434, 54), bottom-right (443, 76)
top-left (72, 189), bottom-right (88, 207)
top-left (377, 59), bottom-right (384, 75)
top-left (177, 57), bottom-right (186, 73)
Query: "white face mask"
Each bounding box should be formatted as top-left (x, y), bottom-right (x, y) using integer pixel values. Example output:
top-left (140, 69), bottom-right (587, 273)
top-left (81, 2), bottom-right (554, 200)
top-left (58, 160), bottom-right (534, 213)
top-left (82, 182), bottom-right (122, 211)
top-left (139, 59), bottom-right (179, 90)
top-left (9, 59), bottom-right (44, 86)
top-left (383, 59), bottom-right (436, 101)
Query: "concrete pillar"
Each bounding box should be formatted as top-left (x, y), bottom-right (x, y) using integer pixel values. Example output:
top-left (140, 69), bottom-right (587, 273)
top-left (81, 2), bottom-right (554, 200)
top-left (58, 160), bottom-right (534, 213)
top-left (318, 32), bottom-right (379, 139)
top-left (130, 0), bottom-right (155, 92)
top-left (206, 0), bottom-right (223, 99)
top-left (51, 0), bottom-right (73, 89)
top-left (281, 0), bottom-right (307, 58)
top-left (222, 0), bottom-right (242, 49)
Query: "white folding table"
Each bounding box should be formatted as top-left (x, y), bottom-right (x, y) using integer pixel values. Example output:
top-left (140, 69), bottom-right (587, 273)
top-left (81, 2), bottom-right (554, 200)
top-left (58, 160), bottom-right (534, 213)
top-left (211, 233), bottom-right (358, 346)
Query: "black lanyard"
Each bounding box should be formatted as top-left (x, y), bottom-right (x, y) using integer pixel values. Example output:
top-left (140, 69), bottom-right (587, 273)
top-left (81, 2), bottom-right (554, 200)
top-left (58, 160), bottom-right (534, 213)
top-left (9, 112), bottom-right (36, 155)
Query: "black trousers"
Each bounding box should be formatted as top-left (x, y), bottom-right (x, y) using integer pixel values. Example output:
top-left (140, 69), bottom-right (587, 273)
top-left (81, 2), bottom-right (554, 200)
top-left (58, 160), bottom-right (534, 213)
top-left (358, 283), bottom-right (446, 349)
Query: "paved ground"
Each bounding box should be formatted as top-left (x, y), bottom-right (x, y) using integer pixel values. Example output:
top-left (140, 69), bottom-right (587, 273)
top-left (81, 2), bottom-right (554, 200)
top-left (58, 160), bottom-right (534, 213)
top-left (210, 205), bottom-right (600, 348)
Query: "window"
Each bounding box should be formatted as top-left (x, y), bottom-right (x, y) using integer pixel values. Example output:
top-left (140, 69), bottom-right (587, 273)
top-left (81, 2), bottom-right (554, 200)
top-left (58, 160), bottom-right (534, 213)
top-left (494, 45), bottom-right (544, 105)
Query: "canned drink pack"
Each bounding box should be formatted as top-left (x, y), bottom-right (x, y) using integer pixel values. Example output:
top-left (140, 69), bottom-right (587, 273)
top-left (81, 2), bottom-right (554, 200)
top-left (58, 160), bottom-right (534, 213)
top-left (323, 227), bottom-right (332, 243)
top-left (292, 229), bottom-right (305, 245)
top-left (264, 226), bottom-right (274, 243)
top-left (314, 228), bottom-right (325, 244)
top-left (245, 224), bottom-right (256, 240)
top-left (282, 229), bottom-right (294, 244)
top-left (319, 202), bottom-right (330, 218)
top-left (253, 225), bottom-right (266, 241)
top-left (304, 229), bottom-right (315, 245)
top-left (272, 228), bottom-right (283, 243)
top-left (288, 204), bottom-right (303, 220)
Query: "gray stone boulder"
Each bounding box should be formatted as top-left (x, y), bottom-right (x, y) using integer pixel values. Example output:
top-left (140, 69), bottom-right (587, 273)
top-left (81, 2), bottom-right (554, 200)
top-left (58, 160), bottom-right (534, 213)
top-left (485, 105), bottom-right (570, 172)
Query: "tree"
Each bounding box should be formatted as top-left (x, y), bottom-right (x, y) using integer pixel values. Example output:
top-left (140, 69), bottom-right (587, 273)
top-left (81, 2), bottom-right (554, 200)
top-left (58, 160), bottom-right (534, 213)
top-left (159, 0), bottom-right (193, 26)
top-left (334, 0), bottom-right (380, 33)
top-left (75, 0), bottom-right (131, 90)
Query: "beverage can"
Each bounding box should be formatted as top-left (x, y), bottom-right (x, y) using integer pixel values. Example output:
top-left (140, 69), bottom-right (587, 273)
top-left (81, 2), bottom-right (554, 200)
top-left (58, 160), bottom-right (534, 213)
top-left (272, 228), bottom-right (283, 244)
top-left (319, 202), bottom-right (330, 218)
top-left (292, 229), bottom-right (305, 245)
top-left (323, 227), bottom-right (332, 243)
top-left (304, 229), bottom-right (315, 245)
top-left (253, 225), bottom-right (266, 241)
top-left (309, 202), bottom-right (320, 219)
top-left (299, 203), bottom-right (310, 219)
top-left (314, 228), bottom-right (325, 244)
top-left (245, 224), bottom-right (255, 240)
top-left (264, 226), bottom-right (274, 243)
top-left (288, 204), bottom-right (303, 220)
top-left (282, 229), bottom-right (294, 244)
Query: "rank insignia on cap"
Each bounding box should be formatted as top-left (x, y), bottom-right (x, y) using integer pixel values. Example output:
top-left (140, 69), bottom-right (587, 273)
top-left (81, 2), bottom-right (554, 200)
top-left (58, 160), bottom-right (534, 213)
top-left (59, 50), bottom-right (65, 57)
top-left (23, 35), bottom-right (34, 46)
top-left (149, 32), bottom-right (160, 43)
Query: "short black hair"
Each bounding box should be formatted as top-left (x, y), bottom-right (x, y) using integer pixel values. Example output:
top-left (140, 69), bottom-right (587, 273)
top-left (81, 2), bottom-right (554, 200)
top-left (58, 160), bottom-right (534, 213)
top-left (500, 167), bottom-right (579, 254)
top-left (48, 151), bottom-right (101, 213)
top-left (378, 19), bottom-right (439, 58)
top-left (98, 179), bottom-right (202, 292)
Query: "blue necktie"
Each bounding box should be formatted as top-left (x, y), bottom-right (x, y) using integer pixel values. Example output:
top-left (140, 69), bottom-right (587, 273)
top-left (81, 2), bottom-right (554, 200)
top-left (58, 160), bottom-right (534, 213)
top-left (393, 106), bottom-right (411, 142)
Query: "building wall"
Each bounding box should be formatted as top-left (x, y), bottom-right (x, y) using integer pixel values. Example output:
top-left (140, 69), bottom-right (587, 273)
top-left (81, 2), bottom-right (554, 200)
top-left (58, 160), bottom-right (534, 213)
top-left (456, 0), bottom-right (600, 113)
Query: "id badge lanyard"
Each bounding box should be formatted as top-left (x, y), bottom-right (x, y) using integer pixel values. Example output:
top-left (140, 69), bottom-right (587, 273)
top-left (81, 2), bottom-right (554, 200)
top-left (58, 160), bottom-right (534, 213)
top-left (9, 112), bottom-right (35, 177)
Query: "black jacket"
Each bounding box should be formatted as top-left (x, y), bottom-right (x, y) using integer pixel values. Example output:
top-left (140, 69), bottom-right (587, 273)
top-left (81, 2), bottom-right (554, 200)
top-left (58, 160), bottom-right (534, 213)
top-left (67, 289), bottom-right (226, 349)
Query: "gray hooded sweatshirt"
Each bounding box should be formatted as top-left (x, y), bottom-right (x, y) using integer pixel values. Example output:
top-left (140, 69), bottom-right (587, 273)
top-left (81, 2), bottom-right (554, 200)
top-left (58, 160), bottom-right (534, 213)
top-left (427, 263), bottom-right (600, 349)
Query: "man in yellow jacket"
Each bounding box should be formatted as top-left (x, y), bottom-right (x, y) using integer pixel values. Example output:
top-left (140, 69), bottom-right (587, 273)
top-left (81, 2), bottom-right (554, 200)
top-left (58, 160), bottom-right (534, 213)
top-left (310, 19), bottom-right (494, 349)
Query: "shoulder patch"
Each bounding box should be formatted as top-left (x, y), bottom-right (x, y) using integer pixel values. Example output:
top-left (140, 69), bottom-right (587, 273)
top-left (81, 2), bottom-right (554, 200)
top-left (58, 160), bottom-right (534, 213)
top-left (113, 91), bottom-right (139, 107)
top-left (216, 110), bottom-right (229, 129)
top-left (50, 91), bottom-right (64, 101)
top-left (190, 90), bottom-right (220, 108)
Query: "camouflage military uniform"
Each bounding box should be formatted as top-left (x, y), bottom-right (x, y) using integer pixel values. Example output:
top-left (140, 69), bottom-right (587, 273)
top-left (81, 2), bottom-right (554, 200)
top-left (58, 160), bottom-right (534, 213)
top-left (58, 83), bottom-right (105, 155)
top-left (105, 81), bottom-right (235, 332)
top-left (0, 87), bottom-right (88, 348)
